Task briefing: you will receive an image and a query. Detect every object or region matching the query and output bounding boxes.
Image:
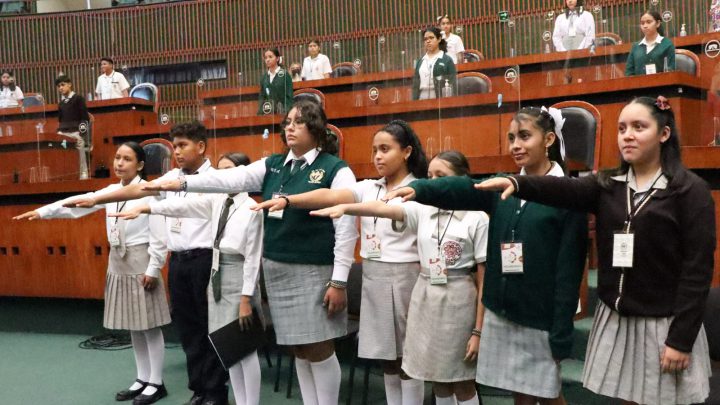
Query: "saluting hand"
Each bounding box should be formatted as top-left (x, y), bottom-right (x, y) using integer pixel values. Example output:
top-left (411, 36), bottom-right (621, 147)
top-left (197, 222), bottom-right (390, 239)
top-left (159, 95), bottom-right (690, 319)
top-left (63, 197), bottom-right (96, 208)
top-left (251, 198), bottom-right (287, 212)
top-left (474, 178), bottom-right (516, 200)
top-left (142, 179), bottom-right (182, 192)
top-left (108, 206), bottom-right (144, 220)
top-left (310, 205), bottom-right (347, 219)
top-left (13, 210), bottom-right (40, 221)
top-left (383, 186), bottom-right (416, 202)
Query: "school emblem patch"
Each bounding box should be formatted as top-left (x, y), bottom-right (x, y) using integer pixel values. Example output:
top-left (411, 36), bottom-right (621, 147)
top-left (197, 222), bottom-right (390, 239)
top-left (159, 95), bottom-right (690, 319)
top-left (308, 169), bottom-right (325, 184)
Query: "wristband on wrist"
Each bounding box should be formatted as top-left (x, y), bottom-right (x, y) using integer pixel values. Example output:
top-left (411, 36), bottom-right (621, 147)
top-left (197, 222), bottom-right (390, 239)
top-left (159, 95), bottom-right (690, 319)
top-left (326, 280), bottom-right (347, 290)
top-left (179, 175), bottom-right (188, 192)
top-left (280, 195), bottom-right (291, 208)
top-left (471, 328), bottom-right (482, 337)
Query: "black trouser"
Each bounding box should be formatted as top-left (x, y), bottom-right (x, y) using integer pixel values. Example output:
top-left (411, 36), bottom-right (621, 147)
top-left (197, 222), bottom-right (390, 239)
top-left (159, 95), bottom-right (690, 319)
top-left (169, 248), bottom-right (228, 400)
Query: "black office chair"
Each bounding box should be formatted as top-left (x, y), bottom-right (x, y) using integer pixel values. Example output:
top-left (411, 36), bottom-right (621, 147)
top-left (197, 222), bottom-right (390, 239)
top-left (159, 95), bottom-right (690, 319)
top-left (22, 95), bottom-right (44, 108)
top-left (551, 101), bottom-right (601, 171)
top-left (675, 49), bottom-right (700, 77)
top-left (457, 72), bottom-right (492, 96)
top-left (462, 49), bottom-right (484, 63)
top-left (130, 83), bottom-right (160, 112)
top-left (140, 138), bottom-right (174, 176)
top-left (594, 32), bottom-right (623, 47)
top-left (332, 63), bottom-right (360, 78)
top-left (292, 88), bottom-right (325, 108)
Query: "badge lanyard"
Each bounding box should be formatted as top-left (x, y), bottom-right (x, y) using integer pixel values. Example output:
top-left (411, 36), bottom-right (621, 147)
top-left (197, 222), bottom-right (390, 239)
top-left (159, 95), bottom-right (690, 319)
top-left (114, 177), bottom-right (141, 224)
top-left (436, 208), bottom-right (455, 257)
top-left (623, 172), bottom-right (661, 233)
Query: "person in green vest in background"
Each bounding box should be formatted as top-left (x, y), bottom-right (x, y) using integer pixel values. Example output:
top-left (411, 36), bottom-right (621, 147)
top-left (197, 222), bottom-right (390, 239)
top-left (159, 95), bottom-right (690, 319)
top-left (413, 27), bottom-right (457, 100)
top-left (625, 10), bottom-right (675, 76)
top-left (257, 47), bottom-right (294, 115)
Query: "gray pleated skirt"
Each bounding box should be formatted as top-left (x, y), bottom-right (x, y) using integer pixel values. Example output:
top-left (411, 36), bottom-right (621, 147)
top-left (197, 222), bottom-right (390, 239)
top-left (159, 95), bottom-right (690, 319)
top-left (582, 301), bottom-right (711, 405)
top-left (401, 268), bottom-right (478, 382)
top-left (207, 253), bottom-right (264, 333)
top-left (358, 259), bottom-right (420, 360)
top-left (104, 244), bottom-right (171, 331)
top-left (262, 258), bottom-right (347, 345)
top-left (475, 309), bottom-right (561, 398)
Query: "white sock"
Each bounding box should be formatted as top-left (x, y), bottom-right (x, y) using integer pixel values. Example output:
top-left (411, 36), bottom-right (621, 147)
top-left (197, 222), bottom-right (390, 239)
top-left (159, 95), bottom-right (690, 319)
top-left (309, 353), bottom-right (342, 405)
top-left (130, 331), bottom-right (150, 390)
top-left (400, 378), bottom-right (425, 405)
top-left (295, 358), bottom-right (319, 405)
top-left (384, 373), bottom-right (402, 405)
top-left (435, 394), bottom-right (457, 405)
top-left (458, 393), bottom-right (479, 405)
top-left (241, 351), bottom-right (261, 405)
top-left (140, 328), bottom-right (165, 395)
top-left (229, 362), bottom-right (247, 405)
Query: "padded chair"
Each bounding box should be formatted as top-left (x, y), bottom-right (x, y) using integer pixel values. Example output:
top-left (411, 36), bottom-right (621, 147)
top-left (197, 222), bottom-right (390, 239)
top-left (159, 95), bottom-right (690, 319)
top-left (462, 49), bottom-right (484, 63)
top-left (22, 95), bottom-right (44, 108)
top-left (327, 123), bottom-right (344, 159)
top-left (139, 138), bottom-right (174, 176)
top-left (675, 49), bottom-right (700, 77)
top-left (332, 62), bottom-right (360, 78)
top-left (457, 72), bottom-right (492, 95)
top-left (594, 32), bottom-right (623, 47)
top-left (292, 88), bottom-right (325, 109)
top-left (129, 83), bottom-right (160, 112)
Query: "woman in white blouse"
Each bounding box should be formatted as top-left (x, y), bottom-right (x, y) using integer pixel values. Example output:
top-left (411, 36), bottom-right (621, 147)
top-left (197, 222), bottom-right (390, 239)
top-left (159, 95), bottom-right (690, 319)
top-left (114, 152), bottom-right (264, 405)
top-left (14, 142), bottom-right (170, 405)
top-left (552, 0), bottom-right (596, 51)
top-left (0, 71), bottom-right (23, 108)
top-left (301, 40), bottom-right (333, 80)
top-left (438, 15), bottom-right (466, 64)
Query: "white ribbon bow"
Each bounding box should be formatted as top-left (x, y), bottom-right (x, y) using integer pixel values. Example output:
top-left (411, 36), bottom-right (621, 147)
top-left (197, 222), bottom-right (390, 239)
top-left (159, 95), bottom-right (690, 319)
top-left (541, 106), bottom-right (566, 160)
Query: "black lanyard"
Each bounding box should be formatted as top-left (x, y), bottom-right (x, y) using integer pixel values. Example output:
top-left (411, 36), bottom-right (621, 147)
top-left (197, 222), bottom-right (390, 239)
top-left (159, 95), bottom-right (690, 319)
top-left (624, 171), bottom-right (661, 232)
top-left (115, 177), bottom-right (141, 224)
top-left (372, 185), bottom-right (383, 229)
top-left (436, 208), bottom-right (455, 253)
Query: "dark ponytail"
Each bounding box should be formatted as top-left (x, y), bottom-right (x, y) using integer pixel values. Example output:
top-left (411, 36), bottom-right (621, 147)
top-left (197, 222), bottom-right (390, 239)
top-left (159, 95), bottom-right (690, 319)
top-left (377, 119), bottom-right (429, 179)
top-left (643, 10), bottom-right (665, 37)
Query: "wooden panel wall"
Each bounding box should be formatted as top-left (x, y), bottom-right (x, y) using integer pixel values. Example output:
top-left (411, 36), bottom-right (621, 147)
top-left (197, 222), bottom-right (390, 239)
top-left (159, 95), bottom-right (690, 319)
top-left (0, 0), bottom-right (710, 122)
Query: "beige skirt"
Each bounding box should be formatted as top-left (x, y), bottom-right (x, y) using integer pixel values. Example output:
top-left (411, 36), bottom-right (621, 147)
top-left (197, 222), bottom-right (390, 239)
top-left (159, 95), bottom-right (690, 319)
top-left (207, 253), bottom-right (264, 333)
top-left (104, 244), bottom-right (171, 331)
top-left (583, 301), bottom-right (711, 405)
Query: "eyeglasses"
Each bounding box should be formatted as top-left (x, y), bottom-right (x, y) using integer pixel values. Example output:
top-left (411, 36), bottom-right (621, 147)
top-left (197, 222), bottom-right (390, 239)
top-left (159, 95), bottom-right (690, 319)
top-left (423, 36), bottom-right (436, 42)
top-left (282, 118), bottom-right (307, 128)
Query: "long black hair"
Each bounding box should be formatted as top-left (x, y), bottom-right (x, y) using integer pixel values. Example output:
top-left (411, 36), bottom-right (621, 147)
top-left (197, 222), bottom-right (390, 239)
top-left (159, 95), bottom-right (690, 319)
top-left (642, 10), bottom-right (665, 37)
top-left (512, 107), bottom-right (567, 173)
top-left (377, 120), bottom-right (429, 179)
top-left (434, 150), bottom-right (470, 176)
top-left (422, 27), bottom-right (448, 53)
top-left (280, 99), bottom-right (338, 155)
top-left (120, 141), bottom-right (147, 180)
top-left (1, 70), bottom-right (16, 91)
top-left (598, 96), bottom-right (682, 188)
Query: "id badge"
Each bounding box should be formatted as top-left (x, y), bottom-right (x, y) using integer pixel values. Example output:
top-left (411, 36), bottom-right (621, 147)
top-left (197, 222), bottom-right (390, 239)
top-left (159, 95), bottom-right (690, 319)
top-left (365, 233), bottom-right (381, 259)
top-left (501, 241), bottom-right (524, 274)
top-left (171, 218), bottom-right (182, 233)
top-left (109, 225), bottom-right (121, 247)
top-left (568, 26), bottom-right (577, 37)
top-left (428, 255), bottom-right (448, 285)
top-left (645, 64), bottom-right (657, 75)
top-left (212, 247), bottom-right (220, 273)
top-left (267, 192), bottom-right (286, 219)
top-left (613, 232), bottom-right (634, 268)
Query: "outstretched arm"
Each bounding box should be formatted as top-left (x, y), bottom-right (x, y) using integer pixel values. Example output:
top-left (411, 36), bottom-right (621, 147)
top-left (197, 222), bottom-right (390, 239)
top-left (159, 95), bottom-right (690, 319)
top-left (64, 183), bottom-right (158, 208)
top-left (311, 200), bottom-right (404, 221)
top-left (253, 187), bottom-right (355, 212)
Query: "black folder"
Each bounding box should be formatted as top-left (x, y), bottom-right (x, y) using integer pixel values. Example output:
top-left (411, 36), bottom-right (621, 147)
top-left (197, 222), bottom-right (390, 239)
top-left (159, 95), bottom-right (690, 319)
top-left (208, 311), bottom-right (265, 370)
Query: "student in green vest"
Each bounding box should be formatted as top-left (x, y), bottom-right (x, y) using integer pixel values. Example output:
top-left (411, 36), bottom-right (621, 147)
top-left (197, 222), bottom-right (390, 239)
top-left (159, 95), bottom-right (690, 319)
top-left (386, 107), bottom-right (588, 405)
top-left (257, 48), bottom-right (294, 115)
top-left (141, 99), bottom-right (358, 405)
top-left (412, 27), bottom-right (457, 100)
top-left (625, 10), bottom-right (675, 76)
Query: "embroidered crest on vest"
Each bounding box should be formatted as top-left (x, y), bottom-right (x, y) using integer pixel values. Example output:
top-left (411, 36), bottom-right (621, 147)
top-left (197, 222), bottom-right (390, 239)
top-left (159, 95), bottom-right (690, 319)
top-left (308, 169), bottom-right (325, 184)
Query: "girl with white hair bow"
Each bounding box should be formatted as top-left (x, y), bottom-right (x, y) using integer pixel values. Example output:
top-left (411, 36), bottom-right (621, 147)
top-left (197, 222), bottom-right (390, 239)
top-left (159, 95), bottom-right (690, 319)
top-left (384, 106), bottom-right (587, 405)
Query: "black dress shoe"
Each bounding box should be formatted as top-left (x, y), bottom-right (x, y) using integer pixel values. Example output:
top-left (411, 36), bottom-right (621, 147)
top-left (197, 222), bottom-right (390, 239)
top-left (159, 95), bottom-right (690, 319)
top-left (132, 382), bottom-right (168, 405)
top-left (116, 379), bottom-right (147, 401)
top-left (183, 393), bottom-right (204, 405)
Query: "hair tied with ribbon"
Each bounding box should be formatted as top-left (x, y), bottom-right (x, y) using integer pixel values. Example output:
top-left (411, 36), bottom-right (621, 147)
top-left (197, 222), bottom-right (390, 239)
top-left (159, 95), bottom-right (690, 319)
top-left (541, 106), bottom-right (567, 160)
top-left (436, 14), bottom-right (449, 23)
top-left (655, 95), bottom-right (671, 111)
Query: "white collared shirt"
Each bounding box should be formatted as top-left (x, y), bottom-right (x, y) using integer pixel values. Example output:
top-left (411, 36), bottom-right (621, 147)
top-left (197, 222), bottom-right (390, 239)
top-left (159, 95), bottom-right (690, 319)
top-left (442, 33), bottom-right (465, 64)
top-left (0, 86), bottom-right (23, 108)
top-left (418, 51), bottom-right (444, 99)
top-left (350, 174), bottom-right (420, 262)
top-left (184, 150), bottom-right (358, 282)
top-left (401, 202), bottom-right (489, 270)
top-left (149, 192), bottom-right (263, 296)
top-left (640, 34), bottom-right (664, 54)
top-left (301, 53), bottom-right (332, 81)
top-left (552, 10), bottom-right (596, 51)
top-left (268, 66), bottom-right (282, 83)
top-left (611, 167), bottom-right (668, 205)
top-left (61, 91), bottom-right (76, 102)
top-left (95, 70), bottom-right (130, 100)
top-left (154, 159), bottom-right (215, 252)
top-left (35, 176), bottom-right (168, 277)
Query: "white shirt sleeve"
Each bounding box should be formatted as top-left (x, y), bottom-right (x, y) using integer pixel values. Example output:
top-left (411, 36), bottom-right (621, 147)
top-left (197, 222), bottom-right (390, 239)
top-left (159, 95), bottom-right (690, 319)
top-left (184, 159), bottom-right (266, 194)
top-left (301, 57), bottom-right (311, 80)
top-left (321, 55), bottom-right (333, 75)
top-left (241, 209), bottom-right (264, 296)
top-left (35, 189), bottom-right (107, 219)
top-left (95, 77), bottom-right (102, 96)
top-left (400, 201), bottom-right (422, 233)
top-left (329, 166), bottom-right (359, 282)
top-left (149, 195), bottom-right (213, 219)
top-left (471, 213), bottom-right (489, 263)
top-left (14, 87), bottom-right (23, 102)
top-left (553, 15), bottom-right (567, 51)
top-left (118, 73), bottom-right (130, 92)
top-left (145, 197), bottom-right (168, 278)
top-left (580, 12), bottom-right (596, 49)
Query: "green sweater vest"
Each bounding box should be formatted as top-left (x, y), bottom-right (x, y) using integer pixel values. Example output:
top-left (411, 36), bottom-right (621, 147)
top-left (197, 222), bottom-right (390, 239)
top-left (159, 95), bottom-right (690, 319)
top-left (412, 53), bottom-right (457, 100)
top-left (261, 152), bottom-right (347, 264)
top-left (411, 175), bottom-right (588, 359)
top-left (624, 37), bottom-right (675, 76)
top-left (257, 68), bottom-right (294, 115)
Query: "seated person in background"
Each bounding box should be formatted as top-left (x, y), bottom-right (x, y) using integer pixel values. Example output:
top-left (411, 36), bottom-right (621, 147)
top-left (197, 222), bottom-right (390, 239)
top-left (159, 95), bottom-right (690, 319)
top-left (301, 40), bottom-right (332, 80)
top-left (56, 75), bottom-right (91, 180)
top-left (625, 10), bottom-right (675, 76)
top-left (552, 0), bottom-right (595, 51)
top-left (258, 48), bottom-right (294, 115)
top-left (0, 70), bottom-right (23, 108)
top-left (412, 27), bottom-right (457, 100)
top-left (95, 57), bottom-right (130, 100)
top-left (438, 14), bottom-right (465, 64)
top-left (290, 63), bottom-right (303, 82)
